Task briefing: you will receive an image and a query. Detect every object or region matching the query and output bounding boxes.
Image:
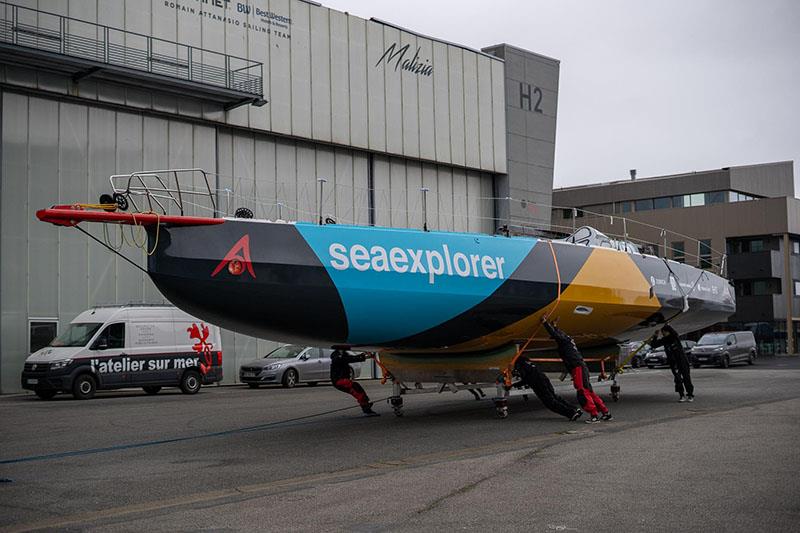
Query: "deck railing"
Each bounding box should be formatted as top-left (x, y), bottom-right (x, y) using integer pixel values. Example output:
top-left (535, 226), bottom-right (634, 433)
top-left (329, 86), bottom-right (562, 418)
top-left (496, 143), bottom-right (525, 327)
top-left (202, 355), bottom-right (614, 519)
top-left (0, 1), bottom-right (263, 97)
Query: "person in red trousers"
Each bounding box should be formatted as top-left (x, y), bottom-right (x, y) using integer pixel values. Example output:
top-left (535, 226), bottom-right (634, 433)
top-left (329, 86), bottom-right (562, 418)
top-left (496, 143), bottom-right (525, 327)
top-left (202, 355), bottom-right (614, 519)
top-left (330, 350), bottom-right (379, 416)
top-left (541, 317), bottom-right (612, 423)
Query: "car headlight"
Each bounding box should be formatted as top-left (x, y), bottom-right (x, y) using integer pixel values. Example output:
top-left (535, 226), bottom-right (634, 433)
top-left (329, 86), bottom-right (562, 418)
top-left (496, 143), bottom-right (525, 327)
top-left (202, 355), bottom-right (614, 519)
top-left (715, 347), bottom-right (725, 351)
top-left (50, 359), bottom-right (72, 370)
top-left (265, 363), bottom-right (283, 370)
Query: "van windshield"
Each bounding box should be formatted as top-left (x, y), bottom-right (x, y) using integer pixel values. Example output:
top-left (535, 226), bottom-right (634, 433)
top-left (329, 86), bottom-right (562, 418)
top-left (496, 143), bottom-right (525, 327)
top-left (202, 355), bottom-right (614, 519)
top-left (264, 345), bottom-right (305, 359)
top-left (698, 334), bottom-right (729, 345)
top-left (50, 323), bottom-right (103, 347)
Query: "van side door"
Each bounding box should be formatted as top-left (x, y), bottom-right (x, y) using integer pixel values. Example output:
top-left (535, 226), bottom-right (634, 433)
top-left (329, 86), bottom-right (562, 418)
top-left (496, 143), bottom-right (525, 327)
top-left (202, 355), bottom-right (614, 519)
top-left (89, 322), bottom-right (127, 387)
top-left (128, 320), bottom-right (178, 385)
top-left (726, 334), bottom-right (739, 363)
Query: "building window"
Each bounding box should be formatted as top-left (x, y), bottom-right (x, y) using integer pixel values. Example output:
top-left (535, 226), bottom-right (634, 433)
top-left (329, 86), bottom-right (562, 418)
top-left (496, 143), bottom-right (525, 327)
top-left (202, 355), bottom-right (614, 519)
top-left (688, 193), bottom-right (705, 207)
top-left (705, 191), bottom-right (725, 204)
top-left (653, 197), bottom-right (671, 209)
top-left (792, 241), bottom-right (800, 255)
top-left (672, 195), bottom-right (685, 208)
top-left (727, 236), bottom-right (771, 254)
top-left (634, 199), bottom-right (653, 211)
top-left (29, 320), bottom-right (58, 354)
top-left (562, 208), bottom-right (573, 219)
top-left (736, 279), bottom-right (782, 296)
top-left (795, 281), bottom-right (800, 296)
top-left (617, 201), bottom-right (633, 214)
top-left (699, 239), bottom-right (713, 269)
top-left (671, 241), bottom-right (685, 263)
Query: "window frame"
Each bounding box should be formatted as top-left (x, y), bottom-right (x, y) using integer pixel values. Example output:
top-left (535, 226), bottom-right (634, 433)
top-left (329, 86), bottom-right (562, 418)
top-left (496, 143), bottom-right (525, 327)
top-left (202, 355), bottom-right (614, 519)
top-left (28, 318), bottom-right (59, 355)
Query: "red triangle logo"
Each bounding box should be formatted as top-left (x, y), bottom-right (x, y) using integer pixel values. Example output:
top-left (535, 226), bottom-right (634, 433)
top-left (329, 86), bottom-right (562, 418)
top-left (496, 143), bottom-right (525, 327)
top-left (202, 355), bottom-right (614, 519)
top-left (211, 234), bottom-right (256, 279)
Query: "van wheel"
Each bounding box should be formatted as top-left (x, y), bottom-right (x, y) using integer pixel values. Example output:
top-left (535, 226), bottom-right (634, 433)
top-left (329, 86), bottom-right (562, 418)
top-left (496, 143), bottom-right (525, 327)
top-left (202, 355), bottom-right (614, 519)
top-left (180, 370), bottom-right (202, 394)
top-left (720, 355), bottom-right (730, 369)
top-left (282, 369), bottom-right (298, 388)
top-left (748, 352), bottom-right (755, 365)
top-left (143, 386), bottom-right (161, 395)
top-left (72, 374), bottom-right (96, 400)
top-left (35, 389), bottom-right (57, 400)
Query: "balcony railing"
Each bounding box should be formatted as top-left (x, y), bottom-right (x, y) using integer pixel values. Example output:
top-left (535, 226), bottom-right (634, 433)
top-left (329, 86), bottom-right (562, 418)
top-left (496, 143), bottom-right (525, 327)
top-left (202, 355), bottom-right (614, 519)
top-left (0, 1), bottom-right (263, 101)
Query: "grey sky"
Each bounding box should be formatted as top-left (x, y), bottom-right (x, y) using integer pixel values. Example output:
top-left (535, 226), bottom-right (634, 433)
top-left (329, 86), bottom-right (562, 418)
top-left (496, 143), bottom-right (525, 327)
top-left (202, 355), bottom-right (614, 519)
top-left (320, 0), bottom-right (800, 190)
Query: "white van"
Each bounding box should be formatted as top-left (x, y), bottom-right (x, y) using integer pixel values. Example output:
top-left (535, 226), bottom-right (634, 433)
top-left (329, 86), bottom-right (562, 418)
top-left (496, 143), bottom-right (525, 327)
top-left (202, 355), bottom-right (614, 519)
top-left (21, 304), bottom-right (223, 400)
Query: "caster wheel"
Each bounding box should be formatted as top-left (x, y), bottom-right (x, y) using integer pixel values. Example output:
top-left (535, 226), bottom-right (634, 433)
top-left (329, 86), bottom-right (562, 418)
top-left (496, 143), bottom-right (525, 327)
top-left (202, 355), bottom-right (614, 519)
top-left (496, 406), bottom-right (509, 419)
top-left (612, 393), bottom-right (620, 402)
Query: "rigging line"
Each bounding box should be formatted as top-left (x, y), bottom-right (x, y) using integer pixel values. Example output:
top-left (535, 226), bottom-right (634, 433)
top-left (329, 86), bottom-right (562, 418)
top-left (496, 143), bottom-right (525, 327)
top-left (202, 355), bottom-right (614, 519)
top-left (74, 225), bottom-right (148, 276)
top-left (505, 240), bottom-right (563, 384)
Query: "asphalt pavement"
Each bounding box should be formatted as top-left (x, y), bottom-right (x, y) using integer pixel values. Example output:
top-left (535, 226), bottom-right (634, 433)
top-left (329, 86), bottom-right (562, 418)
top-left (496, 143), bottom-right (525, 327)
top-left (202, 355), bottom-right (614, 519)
top-left (1, 356), bottom-right (799, 532)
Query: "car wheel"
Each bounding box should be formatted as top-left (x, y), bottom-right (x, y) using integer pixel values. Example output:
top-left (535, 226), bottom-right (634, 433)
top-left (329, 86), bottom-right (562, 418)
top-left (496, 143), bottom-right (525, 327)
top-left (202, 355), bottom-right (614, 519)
top-left (631, 357), bottom-right (640, 368)
top-left (72, 374), bottom-right (97, 400)
top-left (748, 352), bottom-right (755, 365)
top-left (646, 365), bottom-right (655, 369)
top-left (35, 389), bottom-right (57, 400)
top-left (720, 354), bottom-right (730, 369)
top-left (180, 370), bottom-right (202, 394)
top-left (247, 383), bottom-right (260, 389)
top-left (142, 386), bottom-right (161, 395)
top-left (307, 381), bottom-right (318, 387)
top-left (282, 368), bottom-right (298, 388)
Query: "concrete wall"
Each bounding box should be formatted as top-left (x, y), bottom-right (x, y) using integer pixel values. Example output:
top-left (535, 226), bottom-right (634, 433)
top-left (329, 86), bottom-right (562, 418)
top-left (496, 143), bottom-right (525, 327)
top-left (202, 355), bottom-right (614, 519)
top-left (554, 161), bottom-right (795, 207)
top-left (483, 44), bottom-right (558, 232)
top-left (1, 0), bottom-right (506, 173)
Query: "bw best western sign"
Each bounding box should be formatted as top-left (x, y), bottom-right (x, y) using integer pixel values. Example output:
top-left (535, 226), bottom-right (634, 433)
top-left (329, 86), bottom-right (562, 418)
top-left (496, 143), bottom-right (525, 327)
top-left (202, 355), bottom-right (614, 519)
top-left (163, 0), bottom-right (291, 39)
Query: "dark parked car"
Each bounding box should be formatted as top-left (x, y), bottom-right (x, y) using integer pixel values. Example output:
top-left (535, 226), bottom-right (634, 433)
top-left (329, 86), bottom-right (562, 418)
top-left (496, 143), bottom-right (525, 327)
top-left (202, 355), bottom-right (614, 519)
top-left (239, 345), bottom-right (363, 388)
top-left (620, 341), bottom-right (651, 368)
top-left (644, 340), bottom-right (696, 368)
top-left (691, 332), bottom-right (757, 368)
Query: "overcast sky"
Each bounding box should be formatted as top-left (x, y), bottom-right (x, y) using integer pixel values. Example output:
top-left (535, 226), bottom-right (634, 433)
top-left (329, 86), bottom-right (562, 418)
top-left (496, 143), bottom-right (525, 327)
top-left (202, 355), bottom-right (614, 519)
top-left (321, 0), bottom-right (800, 191)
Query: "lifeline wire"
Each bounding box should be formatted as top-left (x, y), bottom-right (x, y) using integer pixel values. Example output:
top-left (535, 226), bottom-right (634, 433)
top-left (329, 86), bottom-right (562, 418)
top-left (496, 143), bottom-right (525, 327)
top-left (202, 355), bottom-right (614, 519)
top-left (75, 225), bottom-right (149, 275)
top-left (0, 396), bottom-right (393, 466)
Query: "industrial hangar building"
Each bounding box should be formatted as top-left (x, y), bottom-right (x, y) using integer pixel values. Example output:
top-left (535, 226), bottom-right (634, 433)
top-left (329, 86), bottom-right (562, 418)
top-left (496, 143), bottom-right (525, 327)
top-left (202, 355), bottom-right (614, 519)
top-left (552, 161), bottom-right (800, 355)
top-left (0, 0), bottom-right (559, 392)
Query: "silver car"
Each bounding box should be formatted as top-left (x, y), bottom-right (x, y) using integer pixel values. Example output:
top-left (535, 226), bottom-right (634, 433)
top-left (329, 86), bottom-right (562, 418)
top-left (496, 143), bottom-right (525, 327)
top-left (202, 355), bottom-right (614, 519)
top-left (239, 345), bottom-right (362, 388)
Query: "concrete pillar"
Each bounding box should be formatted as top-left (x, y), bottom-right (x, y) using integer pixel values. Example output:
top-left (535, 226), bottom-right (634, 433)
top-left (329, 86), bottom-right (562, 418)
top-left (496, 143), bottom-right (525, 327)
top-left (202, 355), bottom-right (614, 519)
top-left (783, 234), bottom-right (795, 354)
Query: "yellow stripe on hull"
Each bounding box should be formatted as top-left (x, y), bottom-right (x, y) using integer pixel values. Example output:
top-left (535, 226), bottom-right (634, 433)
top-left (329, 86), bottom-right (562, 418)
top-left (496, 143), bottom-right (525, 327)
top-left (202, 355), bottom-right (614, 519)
top-left (395, 246), bottom-right (662, 357)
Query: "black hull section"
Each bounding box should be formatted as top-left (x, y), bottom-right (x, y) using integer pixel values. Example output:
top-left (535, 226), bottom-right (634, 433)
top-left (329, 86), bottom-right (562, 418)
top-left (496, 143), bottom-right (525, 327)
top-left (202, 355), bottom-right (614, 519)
top-left (148, 222), bottom-right (349, 346)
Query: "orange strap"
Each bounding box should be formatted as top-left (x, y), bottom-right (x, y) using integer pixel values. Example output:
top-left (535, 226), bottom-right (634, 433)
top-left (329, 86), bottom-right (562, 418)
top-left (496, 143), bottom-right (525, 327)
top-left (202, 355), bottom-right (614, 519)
top-left (373, 353), bottom-right (395, 385)
top-left (502, 240), bottom-right (562, 386)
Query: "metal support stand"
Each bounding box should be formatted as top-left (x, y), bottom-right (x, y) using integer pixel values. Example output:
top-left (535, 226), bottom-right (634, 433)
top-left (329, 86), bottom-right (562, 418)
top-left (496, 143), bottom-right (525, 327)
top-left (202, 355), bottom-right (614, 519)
top-left (421, 187), bottom-right (430, 232)
top-left (317, 177), bottom-right (328, 225)
top-left (493, 382), bottom-right (510, 419)
top-left (390, 381), bottom-right (404, 417)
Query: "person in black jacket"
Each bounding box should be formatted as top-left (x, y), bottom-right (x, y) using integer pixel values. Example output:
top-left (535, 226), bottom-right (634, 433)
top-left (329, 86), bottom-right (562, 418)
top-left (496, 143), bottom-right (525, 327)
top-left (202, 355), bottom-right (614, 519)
top-left (650, 324), bottom-right (694, 402)
top-left (330, 350), bottom-right (378, 416)
top-left (515, 357), bottom-right (582, 421)
top-left (542, 317), bottom-right (612, 423)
